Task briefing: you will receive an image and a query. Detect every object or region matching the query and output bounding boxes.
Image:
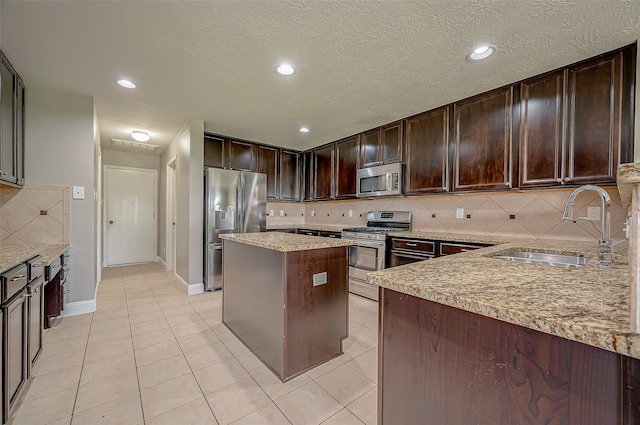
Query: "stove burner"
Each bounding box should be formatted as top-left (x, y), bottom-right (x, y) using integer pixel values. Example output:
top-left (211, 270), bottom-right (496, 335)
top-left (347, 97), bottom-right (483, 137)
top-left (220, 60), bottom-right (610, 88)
top-left (343, 226), bottom-right (407, 233)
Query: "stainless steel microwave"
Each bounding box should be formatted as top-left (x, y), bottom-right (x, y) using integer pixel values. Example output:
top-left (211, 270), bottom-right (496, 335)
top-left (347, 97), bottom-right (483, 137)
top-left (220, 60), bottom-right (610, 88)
top-left (356, 163), bottom-right (403, 198)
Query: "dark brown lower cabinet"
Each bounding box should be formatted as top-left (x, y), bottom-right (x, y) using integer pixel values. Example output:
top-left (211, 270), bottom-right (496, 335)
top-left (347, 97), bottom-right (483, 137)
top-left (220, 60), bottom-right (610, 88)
top-left (27, 276), bottom-right (44, 375)
top-left (3, 289), bottom-right (28, 423)
top-left (43, 272), bottom-right (61, 329)
top-left (379, 288), bottom-right (640, 424)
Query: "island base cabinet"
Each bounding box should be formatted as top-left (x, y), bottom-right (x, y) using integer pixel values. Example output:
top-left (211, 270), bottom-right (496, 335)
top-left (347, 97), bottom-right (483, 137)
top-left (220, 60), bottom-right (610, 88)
top-left (378, 288), bottom-right (640, 425)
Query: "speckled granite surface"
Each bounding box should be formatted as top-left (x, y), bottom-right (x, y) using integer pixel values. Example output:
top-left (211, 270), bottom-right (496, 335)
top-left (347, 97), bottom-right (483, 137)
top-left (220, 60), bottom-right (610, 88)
top-left (368, 239), bottom-right (640, 359)
top-left (221, 232), bottom-right (353, 252)
top-left (617, 162), bottom-right (640, 208)
top-left (267, 224), bottom-right (346, 232)
top-left (0, 244), bottom-right (69, 274)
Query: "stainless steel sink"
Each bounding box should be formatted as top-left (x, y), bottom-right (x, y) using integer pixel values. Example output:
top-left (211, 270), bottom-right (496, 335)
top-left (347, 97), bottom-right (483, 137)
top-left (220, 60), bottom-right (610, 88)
top-left (489, 250), bottom-right (589, 268)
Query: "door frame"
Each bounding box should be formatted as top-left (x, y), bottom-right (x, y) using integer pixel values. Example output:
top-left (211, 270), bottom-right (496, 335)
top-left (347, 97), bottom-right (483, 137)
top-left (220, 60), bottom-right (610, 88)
top-left (165, 156), bottom-right (177, 272)
top-left (103, 165), bottom-right (158, 267)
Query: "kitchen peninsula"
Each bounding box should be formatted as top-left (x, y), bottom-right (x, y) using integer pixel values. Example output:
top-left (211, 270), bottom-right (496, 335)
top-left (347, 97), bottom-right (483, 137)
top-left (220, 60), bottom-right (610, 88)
top-left (369, 237), bottom-right (640, 424)
top-left (220, 232), bottom-right (352, 382)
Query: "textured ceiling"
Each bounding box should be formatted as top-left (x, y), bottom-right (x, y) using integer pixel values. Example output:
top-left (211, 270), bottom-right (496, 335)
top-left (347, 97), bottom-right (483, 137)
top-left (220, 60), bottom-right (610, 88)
top-left (1, 1), bottom-right (639, 154)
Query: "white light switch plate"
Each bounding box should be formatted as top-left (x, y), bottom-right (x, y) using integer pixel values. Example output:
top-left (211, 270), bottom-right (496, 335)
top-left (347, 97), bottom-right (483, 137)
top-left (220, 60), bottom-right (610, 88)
top-left (72, 186), bottom-right (85, 200)
top-left (269, 209), bottom-right (274, 217)
top-left (279, 210), bottom-right (284, 217)
top-left (456, 208), bottom-right (464, 219)
top-left (348, 210), bottom-right (353, 217)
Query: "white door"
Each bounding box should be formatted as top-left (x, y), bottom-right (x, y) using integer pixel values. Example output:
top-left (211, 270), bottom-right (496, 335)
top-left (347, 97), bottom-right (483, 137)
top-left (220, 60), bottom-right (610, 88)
top-left (106, 167), bottom-right (156, 266)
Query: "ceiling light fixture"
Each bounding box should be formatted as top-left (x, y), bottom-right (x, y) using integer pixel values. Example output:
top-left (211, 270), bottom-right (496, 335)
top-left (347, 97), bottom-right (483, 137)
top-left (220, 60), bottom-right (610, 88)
top-left (277, 64), bottom-right (295, 75)
top-left (131, 130), bottom-right (150, 142)
top-left (467, 45), bottom-right (495, 61)
top-left (116, 79), bottom-right (136, 89)
top-left (299, 127), bottom-right (310, 133)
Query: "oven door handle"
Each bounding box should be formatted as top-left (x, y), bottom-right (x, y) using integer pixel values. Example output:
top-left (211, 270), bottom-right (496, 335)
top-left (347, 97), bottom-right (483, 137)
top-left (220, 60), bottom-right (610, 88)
top-left (348, 240), bottom-right (385, 249)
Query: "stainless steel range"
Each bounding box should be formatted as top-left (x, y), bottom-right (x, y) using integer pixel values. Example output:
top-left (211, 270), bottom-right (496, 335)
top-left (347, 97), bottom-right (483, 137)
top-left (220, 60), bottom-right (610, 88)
top-left (341, 211), bottom-right (412, 301)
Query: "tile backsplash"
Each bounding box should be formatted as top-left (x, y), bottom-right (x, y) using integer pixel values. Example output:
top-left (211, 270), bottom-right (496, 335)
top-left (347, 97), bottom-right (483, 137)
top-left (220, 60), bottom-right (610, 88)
top-left (0, 184), bottom-right (70, 246)
top-left (268, 186), bottom-right (627, 241)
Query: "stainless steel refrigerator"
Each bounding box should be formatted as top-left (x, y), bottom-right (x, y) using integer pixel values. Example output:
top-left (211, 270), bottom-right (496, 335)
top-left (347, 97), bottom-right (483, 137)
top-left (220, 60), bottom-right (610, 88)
top-left (204, 167), bottom-right (266, 290)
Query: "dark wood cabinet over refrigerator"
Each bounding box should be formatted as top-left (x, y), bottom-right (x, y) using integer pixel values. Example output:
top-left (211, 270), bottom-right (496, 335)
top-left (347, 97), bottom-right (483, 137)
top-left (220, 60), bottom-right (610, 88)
top-left (256, 145), bottom-right (279, 200)
top-left (279, 149), bottom-right (300, 202)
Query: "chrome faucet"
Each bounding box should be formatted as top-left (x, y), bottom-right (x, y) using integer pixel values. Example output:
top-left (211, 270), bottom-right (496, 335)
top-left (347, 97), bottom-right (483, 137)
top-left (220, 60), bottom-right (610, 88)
top-left (561, 184), bottom-right (621, 267)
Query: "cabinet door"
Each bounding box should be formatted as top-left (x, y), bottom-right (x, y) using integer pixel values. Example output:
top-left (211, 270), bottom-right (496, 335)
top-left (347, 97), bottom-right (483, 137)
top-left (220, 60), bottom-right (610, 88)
top-left (15, 78), bottom-right (24, 185)
top-left (518, 71), bottom-right (564, 187)
top-left (405, 107), bottom-right (449, 194)
top-left (228, 140), bottom-right (255, 171)
top-left (335, 136), bottom-right (359, 199)
top-left (4, 291), bottom-right (27, 421)
top-left (256, 146), bottom-right (279, 200)
top-left (0, 54), bottom-right (17, 184)
top-left (280, 150), bottom-right (300, 201)
top-left (566, 51), bottom-right (623, 184)
top-left (28, 278), bottom-right (43, 374)
top-left (453, 86), bottom-right (513, 191)
top-left (313, 144), bottom-right (334, 200)
top-left (302, 151), bottom-right (313, 201)
top-left (381, 121), bottom-right (403, 164)
top-left (360, 129), bottom-right (381, 168)
top-left (204, 135), bottom-right (225, 168)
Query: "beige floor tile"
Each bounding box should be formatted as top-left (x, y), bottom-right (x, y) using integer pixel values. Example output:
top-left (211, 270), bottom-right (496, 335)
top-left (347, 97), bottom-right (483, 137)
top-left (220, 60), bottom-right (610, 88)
top-left (137, 354), bottom-right (191, 390)
top-left (140, 373), bottom-right (203, 420)
top-left (189, 299), bottom-right (220, 312)
top-left (128, 302), bottom-right (161, 315)
top-left (87, 326), bottom-right (131, 346)
top-left (166, 311), bottom-right (203, 327)
top-left (197, 306), bottom-right (222, 319)
top-left (40, 335), bottom-right (87, 358)
top-left (193, 358), bottom-right (249, 396)
top-left (230, 402), bottom-right (291, 425)
top-left (204, 315), bottom-right (223, 328)
top-left (171, 320), bottom-right (210, 338)
top-left (84, 336), bottom-right (133, 363)
top-left (132, 328), bottom-right (175, 350)
top-left (184, 341), bottom-right (234, 371)
top-left (80, 351), bottom-right (136, 385)
top-left (74, 369), bottom-right (139, 413)
top-left (90, 316), bottom-right (130, 334)
top-left (352, 326), bottom-right (377, 349)
top-left (9, 387), bottom-right (76, 425)
top-left (70, 392), bottom-right (144, 425)
top-left (341, 338), bottom-right (370, 362)
top-left (347, 387), bottom-right (377, 425)
top-left (322, 408), bottom-right (367, 425)
top-left (205, 377), bottom-right (270, 425)
top-left (42, 416), bottom-right (72, 425)
top-left (129, 308), bottom-right (165, 325)
top-left (126, 296), bottom-right (156, 306)
top-left (32, 347), bottom-right (85, 376)
top-left (96, 300), bottom-right (127, 312)
top-left (211, 324), bottom-right (236, 341)
top-left (275, 381), bottom-right (342, 425)
top-left (145, 397), bottom-right (218, 425)
top-left (235, 351), bottom-right (268, 375)
top-left (53, 314), bottom-right (93, 329)
top-left (23, 365), bottom-right (82, 402)
top-left (345, 350), bottom-right (378, 383)
top-left (222, 338), bottom-right (250, 356)
top-left (314, 364), bottom-right (375, 406)
top-left (130, 318), bottom-right (170, 336)
top-left (305, 356), bottom-right (345, 380)
top-left (134, 339), bottom-right (183, 368)
top-left (176, 329), bottom-right (221, 353)
top-left (44, 324), bottom-right (90, 343)
top-left (252, 369), bottom-right (311, 401)
top-left (162, 303), bottom-right (196, 317)
top-left (91, 307), bottom-right (128, 323)
top-left (350, 309), bottom-right (378, 328)
top-left (157, 297), bottom-right (189, 309)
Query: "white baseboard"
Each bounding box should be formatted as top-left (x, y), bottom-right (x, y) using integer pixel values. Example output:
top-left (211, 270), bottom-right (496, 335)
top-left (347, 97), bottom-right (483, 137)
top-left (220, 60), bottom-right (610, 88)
top-left (174, 272), bottom-right (204, 296)
top-left (157, 256), bottom-right (166, 266)
top-left (61, 299), bottom-right (96, 317)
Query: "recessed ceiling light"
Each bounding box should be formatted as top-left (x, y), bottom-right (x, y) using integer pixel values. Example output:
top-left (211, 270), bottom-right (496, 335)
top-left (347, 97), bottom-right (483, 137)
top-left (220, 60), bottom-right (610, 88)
top-left (277, 64), bottom-right (295, 76)
top-left (116, 79), bottom-right (136, 89)
top-left (131, 130), bottom-right (150, 142)
top-left (299, 127), bottom-right (310, 133)
top-left (467, 45), bottom-right (495, 61)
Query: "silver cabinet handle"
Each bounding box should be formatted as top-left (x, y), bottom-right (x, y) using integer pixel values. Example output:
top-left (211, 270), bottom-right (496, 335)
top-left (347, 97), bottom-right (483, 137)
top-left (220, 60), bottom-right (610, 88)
top-left (564, 177), bottom-right (570, 182)
top-left (406, 243), bottom-right (417, 247)
top-left (51, 264), bottom-right (61, 269)
top-left (505, 182), bottom-right (511, 187)
top-left (64, 290), bottom-right (70, 294)
top-left (10, 275), bottom-right (27, 282)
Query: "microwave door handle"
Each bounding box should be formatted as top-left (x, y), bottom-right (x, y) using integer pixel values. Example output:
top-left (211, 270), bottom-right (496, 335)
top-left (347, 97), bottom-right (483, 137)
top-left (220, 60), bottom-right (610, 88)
top-left (386, 173), bottom-right (392, 191)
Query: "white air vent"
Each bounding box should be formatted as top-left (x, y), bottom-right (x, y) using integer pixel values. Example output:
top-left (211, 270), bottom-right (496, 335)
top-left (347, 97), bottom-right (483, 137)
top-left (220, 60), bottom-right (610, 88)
top-left (110, 138), bottom-right (159, 152)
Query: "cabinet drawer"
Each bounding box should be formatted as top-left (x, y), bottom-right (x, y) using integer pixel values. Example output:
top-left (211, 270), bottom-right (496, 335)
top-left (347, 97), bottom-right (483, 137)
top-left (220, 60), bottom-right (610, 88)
top-left (390, 239), bottom-right (435, 254)
top-left (297, 229), bottom-right (319, 236)
top-left (389, 250), bottom-right (433, 268)
top-left (439, 242), bottom-right (487, 256)
top-left (318, 231), bottom-right (341, 239)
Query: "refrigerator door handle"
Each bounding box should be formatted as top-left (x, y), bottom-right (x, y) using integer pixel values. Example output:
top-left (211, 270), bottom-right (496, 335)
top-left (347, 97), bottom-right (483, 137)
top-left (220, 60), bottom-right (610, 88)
top-left (237, 175), bottom-right (245, 232)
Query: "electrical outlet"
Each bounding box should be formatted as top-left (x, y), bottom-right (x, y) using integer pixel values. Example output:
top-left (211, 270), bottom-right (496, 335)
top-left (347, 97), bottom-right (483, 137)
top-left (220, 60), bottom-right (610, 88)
top-left (456, 208), bottom-right (464, 219)
top-left (587, 206), bottom-right (600, 220)
top-left (311, 210), bottom-right (315, 217)
top-left (72, 186), bottom-right (85, 200)
top-left (269, 209), bottom-right (274, 217)
top-left (348, 210), bottom-right (353, 217)
top-left (279, 210), bottom-right (284, 217)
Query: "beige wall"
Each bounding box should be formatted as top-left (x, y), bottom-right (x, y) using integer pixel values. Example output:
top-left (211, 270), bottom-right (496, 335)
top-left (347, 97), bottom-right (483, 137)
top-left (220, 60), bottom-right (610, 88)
top-left (24, 85), bottom-right (96, 303)
top-left (102, 148), bottom-right (161, 171)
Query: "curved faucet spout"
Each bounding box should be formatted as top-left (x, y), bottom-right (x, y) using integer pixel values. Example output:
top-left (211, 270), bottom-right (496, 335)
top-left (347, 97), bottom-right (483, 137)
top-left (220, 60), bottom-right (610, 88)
top-left (561, 185), bottom-right (612, 267)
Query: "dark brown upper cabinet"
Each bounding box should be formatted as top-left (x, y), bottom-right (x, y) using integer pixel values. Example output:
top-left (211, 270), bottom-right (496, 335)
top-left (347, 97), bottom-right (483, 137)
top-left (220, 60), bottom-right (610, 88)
top-left (335, 136), bottom-right (359, 199)
top-left (256, 145), bottom-right (279, 200)
top-left (360, 121), bottom-right (403, 168)
top-left (313, 143), bottom-right (334, 200)
top-left (518, 71), bottom-right (564, 187)
top-left (302, 151), bottom-right (314, 202)
top-left (453, 86), bottom-right (514, 192)
top-left (0, 53), bottom-right (19, 186)
top-left (228, 139), bottom-right (255, 171)
top-left (204, 135), bottom-right (226, 169)
top-left (280, 150), bottom-right (300, 202)
top-left (15, 78), bottom-right (24, 185)
top-left (405, 106), bottom-right (450, 194)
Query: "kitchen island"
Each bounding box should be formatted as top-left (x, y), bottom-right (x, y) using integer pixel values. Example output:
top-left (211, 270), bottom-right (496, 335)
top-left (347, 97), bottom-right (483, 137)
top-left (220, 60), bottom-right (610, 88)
top-left (220, 232), bottom-right (352, 382)
top-left (369, 238), bottom-right (640, 424)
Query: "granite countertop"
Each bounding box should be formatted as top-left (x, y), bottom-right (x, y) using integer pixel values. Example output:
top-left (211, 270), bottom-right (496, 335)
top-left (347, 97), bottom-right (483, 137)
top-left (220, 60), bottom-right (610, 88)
top-left (617, 162), bottom-right (640, 208)
top-left (0, 243), bottom-right (69, 274)
top-left (267, 224), bottom-right (347, 232)
top-left (387, 231), bottom-right (517, 245)
top-left (221, 232), bottom-right (353, 252)
top-left (368, 238), bottom-right (640, 360)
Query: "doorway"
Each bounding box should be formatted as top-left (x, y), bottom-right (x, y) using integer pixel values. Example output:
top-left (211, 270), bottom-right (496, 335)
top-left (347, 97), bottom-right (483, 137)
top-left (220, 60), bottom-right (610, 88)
top-left (165, 156), bottom-right (177, 271)
top-left (104, 166), bottom-right (157, 266)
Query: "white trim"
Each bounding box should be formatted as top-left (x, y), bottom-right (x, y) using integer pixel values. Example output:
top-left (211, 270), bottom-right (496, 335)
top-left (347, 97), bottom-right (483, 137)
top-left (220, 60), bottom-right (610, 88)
top-left (61, 300), bottom-right (96, 317)
top-left (157, 256), bottom-right (166, 266)
top-left (174, 272), bottom-right (204, 296)
top-left (165, 155), bottom-right (177, 272)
